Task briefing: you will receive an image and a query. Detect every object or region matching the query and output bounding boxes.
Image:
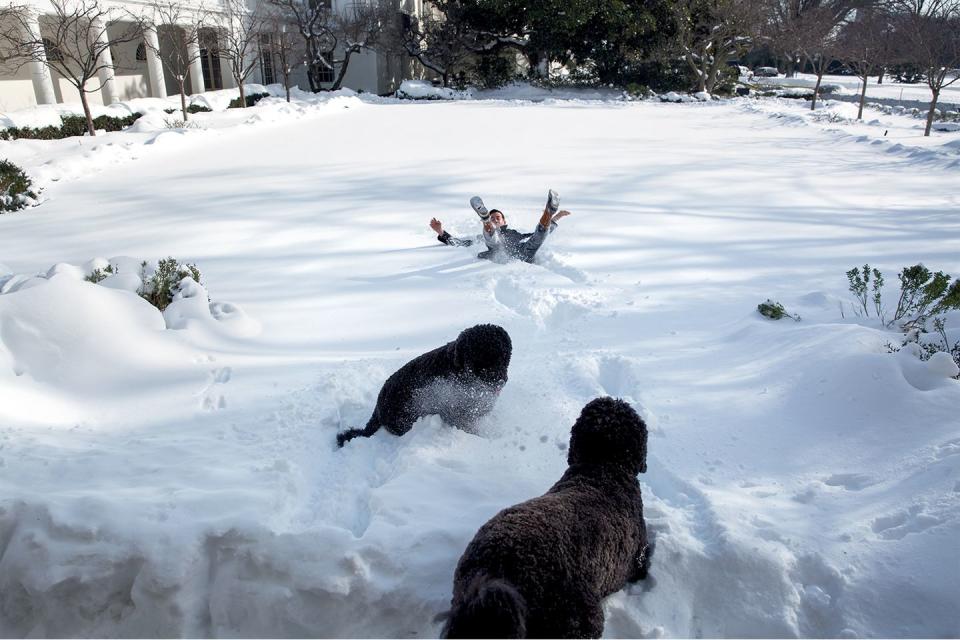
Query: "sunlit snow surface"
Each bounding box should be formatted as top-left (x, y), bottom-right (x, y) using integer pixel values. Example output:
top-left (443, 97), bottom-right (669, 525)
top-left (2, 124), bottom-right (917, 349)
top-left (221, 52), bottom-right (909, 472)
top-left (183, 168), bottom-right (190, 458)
top-left (0, 84), bottom-right (958, 637)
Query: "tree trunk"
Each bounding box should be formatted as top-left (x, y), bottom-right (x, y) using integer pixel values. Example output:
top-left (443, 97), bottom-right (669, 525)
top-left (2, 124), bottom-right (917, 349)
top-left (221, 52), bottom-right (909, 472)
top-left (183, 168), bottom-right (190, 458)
top-left (857, 72), bottom-right (869, 120)
top-left (180, 82), bottom-right (189, 121)
top-left (442, 69), bottom-right (449, 87)
top-left (237, 78), bottom-right (246, 106)
top-left (79, 90), bottom-right (96, 136)
top-left (331, 49), bottom-right (353, 91)
top-left (877, 68), bottom-right (884, 85)
top-left (706, 52), bottom-right (724, 94)
top-left (285, 78), bottom-right (291, 102)
top-left (924, 90), bottom-right (939, 137)
top-left (811, 69), bottom-right (823, 110)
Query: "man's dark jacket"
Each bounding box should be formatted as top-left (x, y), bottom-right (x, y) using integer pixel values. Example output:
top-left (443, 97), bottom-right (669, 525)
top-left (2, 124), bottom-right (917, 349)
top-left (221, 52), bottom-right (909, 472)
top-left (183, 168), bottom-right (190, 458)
top-left (437, 223), bottom-right (557, 262)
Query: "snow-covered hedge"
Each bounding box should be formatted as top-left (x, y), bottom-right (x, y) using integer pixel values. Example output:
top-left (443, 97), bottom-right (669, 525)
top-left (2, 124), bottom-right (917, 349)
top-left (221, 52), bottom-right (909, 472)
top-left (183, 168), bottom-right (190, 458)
top-left (396, 80), bottom-right (472, 101)
top-left (0, 160), bottom-right (38, 212)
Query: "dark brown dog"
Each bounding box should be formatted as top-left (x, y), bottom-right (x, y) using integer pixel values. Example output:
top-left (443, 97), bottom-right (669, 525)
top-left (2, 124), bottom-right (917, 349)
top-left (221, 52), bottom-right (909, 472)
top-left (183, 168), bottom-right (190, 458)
top-left (337, 324), bottom-right (512, 447)
top-left (443, 397), bottom-right (652, 638)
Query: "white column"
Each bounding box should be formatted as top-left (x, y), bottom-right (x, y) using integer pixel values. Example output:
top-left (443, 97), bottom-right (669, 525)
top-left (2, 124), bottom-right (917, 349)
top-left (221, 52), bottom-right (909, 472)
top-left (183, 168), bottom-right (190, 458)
top-left (143, 25), bottom-right (167, 98)
top-left (23, 13), bottom-right (56, 104)
top-left (92, 18), bottom-right (118, 104)
top-left (186, 35), bottom-right (205, 94)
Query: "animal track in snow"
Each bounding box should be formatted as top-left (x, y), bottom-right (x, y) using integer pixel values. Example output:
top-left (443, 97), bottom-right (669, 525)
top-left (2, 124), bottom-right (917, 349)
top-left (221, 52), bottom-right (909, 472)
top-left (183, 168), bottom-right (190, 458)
top-left (199, 364), bottom-right (232, 411)
top-left (790, 553), bottom-right (848, 637)
top-left (871, 505), bottom-right (943, 540)
top-left (823, 473), bottom-right (876, 491)
top-left (490, 276), bottom-right (596, 329)
top-left (933, 438), bottom-right (960, 460)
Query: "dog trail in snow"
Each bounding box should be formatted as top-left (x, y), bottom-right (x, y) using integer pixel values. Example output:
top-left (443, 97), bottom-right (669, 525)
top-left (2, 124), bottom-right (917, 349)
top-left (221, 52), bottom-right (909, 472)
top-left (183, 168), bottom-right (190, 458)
top-left (194, 354), bottom-right (231, 411)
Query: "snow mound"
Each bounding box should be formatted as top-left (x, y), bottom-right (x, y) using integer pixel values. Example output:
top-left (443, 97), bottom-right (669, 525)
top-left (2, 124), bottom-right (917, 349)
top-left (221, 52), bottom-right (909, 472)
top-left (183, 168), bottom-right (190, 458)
top-left (0, 258), bottom-right (258, 408)
top-left (396, 80), bottom-right (472, 101)
top-left (896, 344), bottom-right (960, 390)
top-left (660, 92), bottom-right (698, 103)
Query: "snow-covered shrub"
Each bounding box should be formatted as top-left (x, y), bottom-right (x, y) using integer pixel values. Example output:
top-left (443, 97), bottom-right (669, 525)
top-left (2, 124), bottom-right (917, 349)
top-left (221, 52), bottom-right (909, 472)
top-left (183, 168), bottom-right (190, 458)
top-left (138, 257), bottom-right (203, 311)
top-left (846, 263), bottom-right (960, 376)
top-left (85, 264), bottom-right (115, 283)
top-left (228, 92), bottom-right (270, 109)
top-left (0, 160), bottom-right (38, 213)
top-left (0, 113), bottom-right (143, 140)
top-left (758, 299), bottom-right (800, 321)
top-left (396, 80), bottom-right (471, 100)
top-left (890, 317), bottom-right (960, 378)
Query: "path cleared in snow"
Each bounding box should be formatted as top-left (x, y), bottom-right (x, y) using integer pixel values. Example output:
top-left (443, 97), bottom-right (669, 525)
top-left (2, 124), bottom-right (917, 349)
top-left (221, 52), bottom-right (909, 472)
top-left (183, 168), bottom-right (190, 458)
top-left (0, 94), bottom-right (958, 637)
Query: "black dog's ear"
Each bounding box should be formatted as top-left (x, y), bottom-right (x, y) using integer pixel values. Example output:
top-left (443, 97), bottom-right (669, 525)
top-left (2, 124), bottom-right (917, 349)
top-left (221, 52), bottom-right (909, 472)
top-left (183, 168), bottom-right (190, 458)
top-left (568, 397), bottom-right (647, 474)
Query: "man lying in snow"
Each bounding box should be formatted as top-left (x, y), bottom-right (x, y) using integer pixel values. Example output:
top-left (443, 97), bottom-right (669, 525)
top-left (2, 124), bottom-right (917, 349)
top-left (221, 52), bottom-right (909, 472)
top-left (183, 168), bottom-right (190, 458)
top-left (429, 190), bottom-right (572, 263)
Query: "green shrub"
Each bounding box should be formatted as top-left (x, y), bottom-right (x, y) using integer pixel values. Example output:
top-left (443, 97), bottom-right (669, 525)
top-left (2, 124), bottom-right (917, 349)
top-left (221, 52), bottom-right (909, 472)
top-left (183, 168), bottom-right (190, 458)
top-left (472, 54), bottom-right (516, 89)
top-left (622, 60), bottom-right (698, 94)
top-left (227, 92), bottom-right (270, 109)
top-left (85, 264), bottom-right (115, 283)
top-left (625, 83), bottom-right (653, 98)
top-left (758, 299), bottom-right (800, 321)
top-left (138, 257), bottom-right (203, 311)
top-left (846, 263), bottom-right (960, 328)
top-left (186, 104), bottom-right (212, 114)
top-left (847, 263), bottom-right (960, 375)
top-left (0, 160), bottom-right (38, 213)
top-left (0, 112), bottom-right (144, 140)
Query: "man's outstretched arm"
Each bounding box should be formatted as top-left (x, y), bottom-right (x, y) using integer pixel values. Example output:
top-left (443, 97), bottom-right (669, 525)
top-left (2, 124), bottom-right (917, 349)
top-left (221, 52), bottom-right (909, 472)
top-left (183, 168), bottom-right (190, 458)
top-left (430, 217), bottom-right (476, 247)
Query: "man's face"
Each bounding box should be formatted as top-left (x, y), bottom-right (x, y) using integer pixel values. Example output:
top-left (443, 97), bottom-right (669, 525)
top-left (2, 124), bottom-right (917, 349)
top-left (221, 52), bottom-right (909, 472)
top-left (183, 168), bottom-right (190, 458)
top-left (489, 211), bottom-right (506, 227)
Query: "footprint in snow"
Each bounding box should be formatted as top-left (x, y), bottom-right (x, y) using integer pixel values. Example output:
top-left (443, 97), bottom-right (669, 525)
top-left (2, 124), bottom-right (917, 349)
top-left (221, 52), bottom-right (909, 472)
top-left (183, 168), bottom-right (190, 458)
top-left (200, 364), bottom-right (232, 411)
top-left (871, 505), bottom-right (943, 540)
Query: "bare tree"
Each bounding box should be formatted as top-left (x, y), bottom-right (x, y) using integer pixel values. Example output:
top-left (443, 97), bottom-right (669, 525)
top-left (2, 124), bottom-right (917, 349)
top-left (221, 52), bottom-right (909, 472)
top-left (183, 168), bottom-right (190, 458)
top-left (793, 5), bottom-right (846, 109)
top-left (761, 0), bottom-right (868, 76)
top-left (261, 7), bottom-right (301, 101)
top-left (0, 0), bottom-right (145, 135)
top-left (399, 0), bottom-right (489, 87)
top-left (323, 1), bottom-right (392, 90)
top-left (144, 0), bottom-right (210, 121)
top-left (888, 0), bottom-right (960, 135)
top-left (268, 0), bottom-right (333, 92)
top-left (213, 0), bottom-right (267, 106)
top-left (839, 7), bottom-right (895, 118)
top-left (675, 0), bottom-right (762, 94)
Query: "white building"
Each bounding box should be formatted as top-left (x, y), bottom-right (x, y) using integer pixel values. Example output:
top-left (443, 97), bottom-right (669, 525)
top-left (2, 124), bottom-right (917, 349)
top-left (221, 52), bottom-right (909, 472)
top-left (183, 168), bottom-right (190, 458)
top-left (0, 0), bottom-right (425, 112)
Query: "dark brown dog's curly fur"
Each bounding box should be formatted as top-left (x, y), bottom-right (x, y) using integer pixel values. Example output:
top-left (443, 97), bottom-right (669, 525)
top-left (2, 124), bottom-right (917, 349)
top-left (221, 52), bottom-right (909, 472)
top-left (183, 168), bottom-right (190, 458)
top-left (337, 324), bottom-right (512, 447)
top-left (443, 397), bottom-right (652, 639)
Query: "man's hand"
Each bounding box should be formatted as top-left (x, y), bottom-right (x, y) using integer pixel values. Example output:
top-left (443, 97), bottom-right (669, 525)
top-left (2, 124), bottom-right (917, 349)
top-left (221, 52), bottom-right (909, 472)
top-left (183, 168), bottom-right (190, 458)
top-left (553, 209), bottom-right (572, 221)
top-left (429, 218), bottom-right (443, 234)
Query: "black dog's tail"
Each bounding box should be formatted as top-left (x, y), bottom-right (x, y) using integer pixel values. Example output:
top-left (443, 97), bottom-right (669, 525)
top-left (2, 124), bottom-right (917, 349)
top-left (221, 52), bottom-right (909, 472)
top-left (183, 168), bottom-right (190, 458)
top-left (336, 417), bottom-right (380, 448)
top-left (443, 574), bottom-right (527, 639)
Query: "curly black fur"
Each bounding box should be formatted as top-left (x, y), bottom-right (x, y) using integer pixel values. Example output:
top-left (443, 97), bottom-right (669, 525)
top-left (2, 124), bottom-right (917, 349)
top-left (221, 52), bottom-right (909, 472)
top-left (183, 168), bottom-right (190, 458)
top-left (337, 324), bottom-right (512, 447)
top-left (443, 397), bottom-right (652, 639)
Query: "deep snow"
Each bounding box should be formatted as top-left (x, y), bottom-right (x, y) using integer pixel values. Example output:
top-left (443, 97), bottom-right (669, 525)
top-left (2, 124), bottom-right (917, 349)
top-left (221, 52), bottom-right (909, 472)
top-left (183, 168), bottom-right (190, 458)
top-left (0, 87), bottom-right (959, 638)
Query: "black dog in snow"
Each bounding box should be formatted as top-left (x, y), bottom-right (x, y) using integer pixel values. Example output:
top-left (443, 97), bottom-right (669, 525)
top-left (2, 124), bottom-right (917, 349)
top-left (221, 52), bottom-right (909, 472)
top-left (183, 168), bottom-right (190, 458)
top-left (336, 324), bottom-right (512, 447)
top-left (443, 397), bottom-right (653, 638)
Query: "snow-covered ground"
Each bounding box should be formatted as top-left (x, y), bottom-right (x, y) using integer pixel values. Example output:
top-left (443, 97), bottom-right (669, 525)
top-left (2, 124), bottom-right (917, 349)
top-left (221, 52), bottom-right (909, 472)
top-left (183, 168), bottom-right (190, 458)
top-left (1, 88), bottom-right (959, 638)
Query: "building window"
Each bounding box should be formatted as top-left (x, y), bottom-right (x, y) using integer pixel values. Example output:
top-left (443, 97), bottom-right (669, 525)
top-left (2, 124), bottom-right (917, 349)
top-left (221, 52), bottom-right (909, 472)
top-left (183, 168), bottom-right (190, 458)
top-left (42, 38), bottom-right (62, 62)
top-left (259, 34), bottom-right (275, 85)
top-left (199, 30), bottom-right (223, 90)
top-left (317, 50), bottom-right (334, 83)
top-left (136, 42), bottom-right (147, 61)
top-left (308, 0), bottom-right (332, 10)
